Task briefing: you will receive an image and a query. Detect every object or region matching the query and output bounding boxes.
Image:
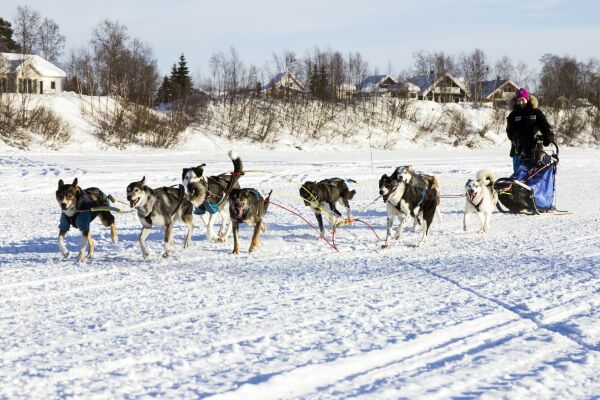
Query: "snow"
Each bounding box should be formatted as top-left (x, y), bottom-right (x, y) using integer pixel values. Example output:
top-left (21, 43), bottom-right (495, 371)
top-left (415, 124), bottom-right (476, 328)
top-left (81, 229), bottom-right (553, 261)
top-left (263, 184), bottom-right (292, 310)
top-left (1, 94), bottom-right (600, 398)
top-left (1, 53), bottom-right (67, 78)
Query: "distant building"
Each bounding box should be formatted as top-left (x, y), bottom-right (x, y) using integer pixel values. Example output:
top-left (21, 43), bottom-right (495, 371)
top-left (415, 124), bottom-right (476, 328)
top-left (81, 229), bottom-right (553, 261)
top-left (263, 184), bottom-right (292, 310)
top-left (407, 72), bottom-right (470, 103)
top-left (471, 78), bottom-right (519, 102)
top-left (0, 53), bottom-right (66, 94)
top-left (262, 72), bottom-right (305, 97)
top-left (356, 74), bottom-right (397, 95)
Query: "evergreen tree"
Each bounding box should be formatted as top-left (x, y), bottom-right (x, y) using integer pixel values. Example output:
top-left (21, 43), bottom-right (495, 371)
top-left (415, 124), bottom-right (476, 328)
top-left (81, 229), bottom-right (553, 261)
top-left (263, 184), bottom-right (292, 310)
top-left (0, 17), bottom-right (18, 52)
top-left (156, 75), bottom-right (172, 104)
top-left (169, 63), bottom-right (181, 100)
top-left (309, 64), bottom-right (318, 96)
top-left (175, 53), bottom-right (192, 98)
top-left (316, 64), bottom-right (328, 100)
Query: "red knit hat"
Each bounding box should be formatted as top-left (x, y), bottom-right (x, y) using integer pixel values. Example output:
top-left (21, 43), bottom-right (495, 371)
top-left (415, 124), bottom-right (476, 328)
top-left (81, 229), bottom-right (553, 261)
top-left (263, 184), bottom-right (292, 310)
top-left (515, 88), bottom-right (529, 101)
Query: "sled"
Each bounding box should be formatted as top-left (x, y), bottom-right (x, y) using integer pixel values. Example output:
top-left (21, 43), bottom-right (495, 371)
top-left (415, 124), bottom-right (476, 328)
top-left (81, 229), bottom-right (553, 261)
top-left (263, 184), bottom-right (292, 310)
top-left (494, 142), bottom-right (568, 215)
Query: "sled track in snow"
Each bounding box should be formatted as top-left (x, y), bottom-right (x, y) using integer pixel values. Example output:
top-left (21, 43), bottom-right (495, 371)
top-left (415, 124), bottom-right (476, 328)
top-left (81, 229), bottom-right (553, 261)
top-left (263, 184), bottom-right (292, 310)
top-left (413, 262), bottom-right (600, 353)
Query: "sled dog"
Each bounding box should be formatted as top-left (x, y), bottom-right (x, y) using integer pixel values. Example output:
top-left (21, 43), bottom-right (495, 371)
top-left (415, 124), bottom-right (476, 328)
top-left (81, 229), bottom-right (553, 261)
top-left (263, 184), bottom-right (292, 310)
top-left (126, 177), bottom-right (194, 258)
top-left (299, 178), bottom-right (356, 236)
top-left (56, 178), bottom-right (118, 262)
top-left (379, 169), bottom-right (439, 248)
top-left (464, 169), bottom-right (498, 233)
top-left (394, 165), bottom-right (442, 224)
top-left (229, 188), bottom-right (272, 255)
top-left (182, 150), bottom-right (243, 242)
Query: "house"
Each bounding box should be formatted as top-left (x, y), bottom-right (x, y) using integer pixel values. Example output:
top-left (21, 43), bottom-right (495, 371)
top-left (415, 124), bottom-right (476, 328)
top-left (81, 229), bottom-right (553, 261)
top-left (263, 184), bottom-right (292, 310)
top-left (261, 72), bottom-right (305, 96)
top-left (356, 74), bottom-right (397, 95)
top-left (335, 83), bottom-right (357, 100)
top-left (388, 81), bottom-right (421, 98)
top-left (0, 53), bottom-right (66, 94)
top-left (470, 78), bottom-right (519, 102)
top-left (407, 72), bottom-right (470, 103)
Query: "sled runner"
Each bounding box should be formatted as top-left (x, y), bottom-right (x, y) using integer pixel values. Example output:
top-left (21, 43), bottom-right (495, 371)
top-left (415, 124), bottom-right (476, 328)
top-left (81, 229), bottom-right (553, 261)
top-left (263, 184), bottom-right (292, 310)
top-left (494, 142), bottom-right (567, 215)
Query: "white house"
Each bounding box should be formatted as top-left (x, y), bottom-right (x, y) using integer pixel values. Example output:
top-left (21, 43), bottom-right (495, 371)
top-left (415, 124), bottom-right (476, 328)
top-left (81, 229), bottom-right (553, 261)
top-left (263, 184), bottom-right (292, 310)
top-left (0, 53), bottom-right (66, 94)
top-left (262, 72), bottom-right (305, 96)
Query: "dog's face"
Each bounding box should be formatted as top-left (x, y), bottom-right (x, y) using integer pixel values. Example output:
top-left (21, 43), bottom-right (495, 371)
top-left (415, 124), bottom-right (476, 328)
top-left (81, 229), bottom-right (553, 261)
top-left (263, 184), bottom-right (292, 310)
top-left (299, 181), bottom-right (318, 206)
top-left (126, 177), bottom-right (149, 208)
top-left (230, 189), bottom-right (253, 220)
top-left (379, 174), bottom-right (399, 202)
top-left (182, 164), bottom-right (206, 195)
top-left (394, 166), bottom-right (413, 184)
top-left (56, 178), bottom-right (81, 210)
top-left (465, 179), bottom-right (483, 202)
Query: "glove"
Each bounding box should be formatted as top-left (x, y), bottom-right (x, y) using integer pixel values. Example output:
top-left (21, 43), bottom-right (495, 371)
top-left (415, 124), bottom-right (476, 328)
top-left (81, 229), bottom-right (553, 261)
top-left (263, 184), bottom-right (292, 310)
top-left (543, 139), bottom-right (550, 146)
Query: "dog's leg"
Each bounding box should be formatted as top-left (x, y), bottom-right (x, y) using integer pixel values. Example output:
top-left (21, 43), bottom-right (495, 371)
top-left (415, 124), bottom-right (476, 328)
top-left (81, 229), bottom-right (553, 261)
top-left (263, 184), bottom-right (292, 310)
top-left (315, 211), bottom-right (325, 237)
top-left (463, 210), bottom-right (469, 232)
top-left (232, 222), bottom-right (240, 255)
top-left (184, 213), bottom-right (194, 248)
top-left (218, 208), bottom-right (233, 242)
top-left (100, 211), bottom-right (118, 243)
top-left (77, 230), bottom-right (90, 262)
top-left (416, 220), bottom-right (428, 247)
top-left (139, 227), bottom-right (151, 259)
top-left (484, 211), bottom-right (492, 233)
top-left (395, 215), bottom-right (406, 240)
top-left (476, 212), bottom-right (486, 234)
top-left (87, 230), bottom-right (95, 259)
top-left (382, 214), bottom-right (395, 248)
top-left (163, 223), bottom-right (174, 258)
top-left (58, 230), bottom-right (69, 258)
top-left (249, 220), bottom-right (262, 253)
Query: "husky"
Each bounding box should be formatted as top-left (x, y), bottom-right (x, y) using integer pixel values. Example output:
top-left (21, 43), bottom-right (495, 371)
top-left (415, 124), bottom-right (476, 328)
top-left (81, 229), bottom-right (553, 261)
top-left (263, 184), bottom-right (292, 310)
top-left (126, 177), bottom-right (194, 258)
top-left (299, 178), bottom-right (356, 236)
top-left (56, 178), bottom-right (118, 262)
top-left (182, 150), bottom-right (243, 242)
top-left (379, 169), bottom-right (439, 248)
top-left (394, 165), bottom-right (442, 225)
top-left (229, 188), bottom-right (272, 255)
top-left (464, 169), bottom-right (498, 233)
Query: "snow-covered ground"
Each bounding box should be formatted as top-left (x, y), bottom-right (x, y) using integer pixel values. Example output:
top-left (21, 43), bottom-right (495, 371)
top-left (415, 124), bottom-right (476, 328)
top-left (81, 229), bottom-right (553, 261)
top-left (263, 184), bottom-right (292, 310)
top-left (1, 144), bottom-right (599, 399)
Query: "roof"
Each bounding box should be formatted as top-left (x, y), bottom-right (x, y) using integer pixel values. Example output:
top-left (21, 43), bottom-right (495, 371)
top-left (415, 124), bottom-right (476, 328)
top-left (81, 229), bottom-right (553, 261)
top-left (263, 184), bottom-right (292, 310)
top-left (356, 74), bottom-right (397, 92)
top-left (407, 72), bottom-right (469, 96)
top-left (470, 79), bottom-right (519, 99)
top-left (1, 53), bottom-right (66, 78)
top-left (262, 72), bottom-right (305, 91)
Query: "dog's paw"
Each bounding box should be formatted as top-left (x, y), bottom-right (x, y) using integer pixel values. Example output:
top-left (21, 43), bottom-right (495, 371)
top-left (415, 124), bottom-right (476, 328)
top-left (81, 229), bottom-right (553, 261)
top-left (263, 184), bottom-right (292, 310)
top-left (162, 251), bottom-right (171, 258)
top-left (77, 253), bottom-right (87, 262)
top-left (232, 248), bottom-right (239, 255)
top-left (216, 237), bottom-right (226, 243)
top-left (112, 236), bottom-right (119, 244)
top-left (61, 250), bottom-right (69, 259)
top-left (248, 245), bottom-right (257, 253)
top-left (142, 252), bottom-right (150, 259)
top-left (381, 244), bottom-right (389, 249)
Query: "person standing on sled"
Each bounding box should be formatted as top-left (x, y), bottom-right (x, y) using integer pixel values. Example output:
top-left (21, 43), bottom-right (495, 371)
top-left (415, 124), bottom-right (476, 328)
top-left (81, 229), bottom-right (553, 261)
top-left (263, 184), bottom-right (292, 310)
top-left (506, 88), bottom-right (555, 172)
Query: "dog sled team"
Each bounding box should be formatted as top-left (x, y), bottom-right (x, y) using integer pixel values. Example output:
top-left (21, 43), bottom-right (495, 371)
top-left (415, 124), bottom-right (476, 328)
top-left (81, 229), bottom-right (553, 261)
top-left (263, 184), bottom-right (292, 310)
top-left (56, 87), bottom-right (561, 261)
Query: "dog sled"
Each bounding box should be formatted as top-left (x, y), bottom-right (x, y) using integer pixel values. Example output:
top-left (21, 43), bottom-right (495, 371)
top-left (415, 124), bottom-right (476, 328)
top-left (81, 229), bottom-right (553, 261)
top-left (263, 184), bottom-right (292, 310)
top-left (494, 142), bottom-right (568, 215)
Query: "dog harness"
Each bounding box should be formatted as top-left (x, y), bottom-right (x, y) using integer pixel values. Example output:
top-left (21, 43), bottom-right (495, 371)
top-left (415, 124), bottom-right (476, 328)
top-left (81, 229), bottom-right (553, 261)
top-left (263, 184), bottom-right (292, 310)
top-left (59, 190), bottom-right (105, 232)
top-left (193, 199), bottom-right (220, 215)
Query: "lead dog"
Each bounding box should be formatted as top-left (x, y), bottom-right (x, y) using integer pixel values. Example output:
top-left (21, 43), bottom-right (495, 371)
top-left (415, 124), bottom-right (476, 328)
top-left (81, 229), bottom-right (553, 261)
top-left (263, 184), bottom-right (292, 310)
top-left (229, 188), bottom-right (272, 255)
top-left (182, 150), bottom-right (243, 242)
top-left (299, 178), bottom-right (356, 236)
top-left (394, 165), bottom-right (442, 225)
top-left (56, 178), bottom-right (118, 262)
top-left (464, 169), bottom-right (498, 233)
top-left (126, 177), bottom-right (194, 258)
top-left (379, 170), bottom-right (439, 248)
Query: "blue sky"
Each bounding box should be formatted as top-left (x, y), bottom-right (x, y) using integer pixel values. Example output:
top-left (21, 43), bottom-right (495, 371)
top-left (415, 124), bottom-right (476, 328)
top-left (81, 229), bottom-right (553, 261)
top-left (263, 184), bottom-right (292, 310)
top-left (3, 0), bottom-right (599, 77)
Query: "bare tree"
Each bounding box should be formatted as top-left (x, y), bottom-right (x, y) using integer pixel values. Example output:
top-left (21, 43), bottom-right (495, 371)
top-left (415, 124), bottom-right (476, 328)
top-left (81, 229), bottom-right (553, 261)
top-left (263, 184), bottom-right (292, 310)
top-left (90, 19), bottom-right (129, 96)
top-left (413, 50), bottom-right (457, 77)
top-left (460, 48), bottom-right (490, 103)
top-left (37, 17), bottom-right (65, 63)
top-left (13, 6), bottom-right (41, 54)
top-left (494, 56), bottom-right (515, 80)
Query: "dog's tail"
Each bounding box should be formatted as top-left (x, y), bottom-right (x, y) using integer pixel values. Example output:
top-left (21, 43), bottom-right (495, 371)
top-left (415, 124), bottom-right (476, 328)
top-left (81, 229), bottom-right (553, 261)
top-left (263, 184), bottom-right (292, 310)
top-left (347, 189), bottom-right (356, 200)
top-left (476, 169), bottom-right (496, 187)
top-left (228, 150), bottom-right (244, 176)
top-left (263, 190), bottom-right (273, 210)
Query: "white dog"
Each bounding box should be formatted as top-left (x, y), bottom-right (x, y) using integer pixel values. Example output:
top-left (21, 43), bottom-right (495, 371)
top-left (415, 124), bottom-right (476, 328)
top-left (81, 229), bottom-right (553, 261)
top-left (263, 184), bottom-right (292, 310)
top-left (464, 169), bottom-right (498, 233)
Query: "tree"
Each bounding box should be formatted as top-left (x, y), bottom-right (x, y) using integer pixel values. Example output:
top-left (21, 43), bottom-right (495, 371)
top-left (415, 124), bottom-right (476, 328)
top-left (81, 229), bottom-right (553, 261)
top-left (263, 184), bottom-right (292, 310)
top-left (460, 49), bottom-right (489, 102)
top-left (37, 17), bottom-right (65, 63)
top-left (175, 54), bottom-right (192, 98)
top-left (0, 17), bottom-right (18, 52)
top-left (156, 75), bottom-right (172, 104)
top-left (90, 19), bottom-right (129, 95)
top-left (494, 56), bottom-right (515, 80)
top-left (13, 6), bottom-right (41, 54)
top-left (538, 54), bottom-right (580, 105)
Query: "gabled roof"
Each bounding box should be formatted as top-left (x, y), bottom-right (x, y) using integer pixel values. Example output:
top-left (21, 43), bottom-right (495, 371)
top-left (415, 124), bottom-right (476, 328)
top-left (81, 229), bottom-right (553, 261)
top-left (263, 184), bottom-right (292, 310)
top-left (356, 74), bottom-right (397, 92)
top-left (408, 72), bottom-right (469, 97)
top-left (262, 71), bottom-right (305, 91)
top-left (1, 53), bottom-right (66, 78)
top-left (471, 79), bottom-right (519, 99)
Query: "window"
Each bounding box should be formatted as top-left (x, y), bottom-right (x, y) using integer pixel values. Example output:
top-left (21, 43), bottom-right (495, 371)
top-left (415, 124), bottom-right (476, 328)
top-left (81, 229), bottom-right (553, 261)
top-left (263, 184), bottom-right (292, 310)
top-left (51, 81), bottom-right (56, 90)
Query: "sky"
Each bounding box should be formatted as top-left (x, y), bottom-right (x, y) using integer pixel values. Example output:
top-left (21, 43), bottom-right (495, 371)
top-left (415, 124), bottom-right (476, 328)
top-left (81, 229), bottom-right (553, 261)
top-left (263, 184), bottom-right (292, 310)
top-left (2, 0), bottom-right (600, 80)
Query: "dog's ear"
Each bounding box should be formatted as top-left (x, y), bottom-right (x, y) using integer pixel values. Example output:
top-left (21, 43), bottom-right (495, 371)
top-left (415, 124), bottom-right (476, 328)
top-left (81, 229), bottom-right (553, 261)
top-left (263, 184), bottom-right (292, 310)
top-left (141, 176), bottom-right (146, 186)
top-left (72, 177), bottom-right (78, 186)
top-left (58, 179), bottom-right (64, 188)
top-left (182, 168), bottom-right (189, 181)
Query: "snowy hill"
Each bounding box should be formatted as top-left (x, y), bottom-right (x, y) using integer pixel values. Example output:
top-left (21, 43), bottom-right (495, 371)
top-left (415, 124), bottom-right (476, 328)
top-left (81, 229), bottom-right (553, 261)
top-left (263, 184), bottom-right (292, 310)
top-left (1, 93), bottom-right (599, 398)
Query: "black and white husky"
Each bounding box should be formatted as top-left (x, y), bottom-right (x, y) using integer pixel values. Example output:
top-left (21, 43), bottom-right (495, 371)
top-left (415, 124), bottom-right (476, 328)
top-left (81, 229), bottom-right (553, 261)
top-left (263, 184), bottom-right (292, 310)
top-left (464, 169), bottom-right (498, 233)
top-left (379, 169), bottom-right (439, 248)
top-left (182, 150), bottom-right (243, 242)
top-left (126, 177), bottom-right (194, 258)
top-left (299, 178), bottom-right (356, 236)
